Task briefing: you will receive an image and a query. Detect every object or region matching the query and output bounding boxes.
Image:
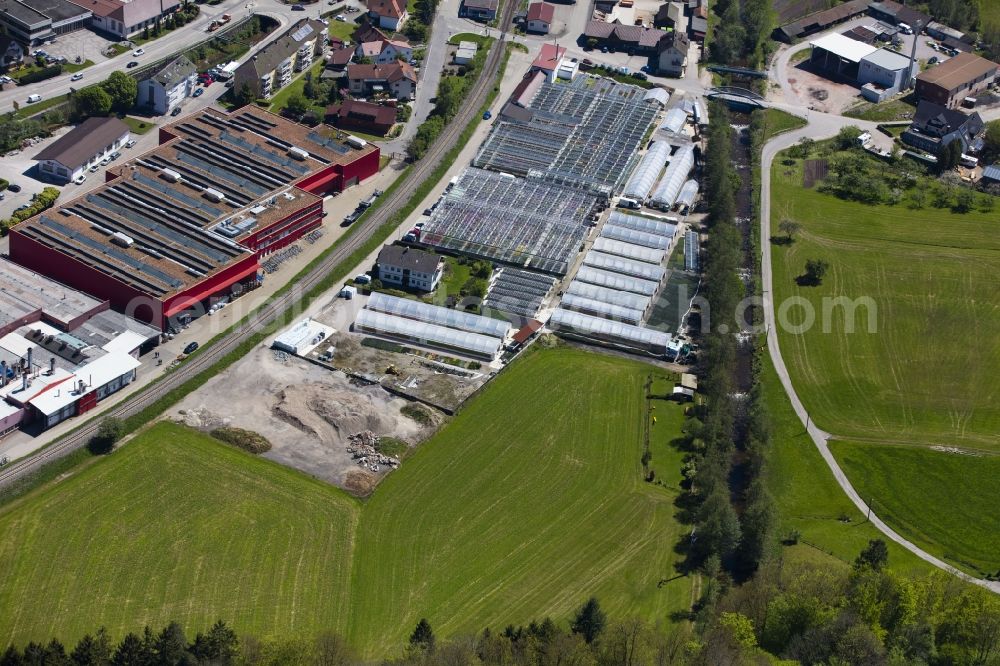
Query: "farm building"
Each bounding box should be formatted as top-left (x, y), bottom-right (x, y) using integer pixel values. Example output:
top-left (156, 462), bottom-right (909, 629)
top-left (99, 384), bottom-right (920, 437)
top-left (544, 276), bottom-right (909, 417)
top-left (649, 145), bottom-right (694, 210)
top-left (10, 107), bottom-right (379, 330)
top-left (857, 48), bottom-right (917, 101)
top-left (33, 117), bottom-right (131, 185)
top-left (483, 268), bottom-right (556, 319)
top-left (621, 141), bottom-right (671, 202)
top-left (474, 75), bottom-right (657, 196)
top-left (867, 0), bottom-right (930, 29)
top-left (352, 302), bottom-right (508, 361)
top-left (775, 0), bottom-right (867, 42)
top-left (809, 33), bottom-right (878, 79)
top-left (419, 168), bottom-right (599, 275)
top-left (548, 308), bottom-right (672, 356)
top-left (915, 53), bottom-right (998, 109)
top-left (368, 292), bottom-right (512, 338)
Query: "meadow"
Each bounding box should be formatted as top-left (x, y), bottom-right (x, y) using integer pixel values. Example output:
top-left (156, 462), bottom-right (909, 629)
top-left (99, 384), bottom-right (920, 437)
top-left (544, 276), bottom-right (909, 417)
top-left (0, 347), bottom-right (691, 658)
top-left (831, 441), bottom-right (1000, 577)
top-left (768, 151), bottom-right (1000, 451)
top-left (767, 145), bottom-right (1000, 575)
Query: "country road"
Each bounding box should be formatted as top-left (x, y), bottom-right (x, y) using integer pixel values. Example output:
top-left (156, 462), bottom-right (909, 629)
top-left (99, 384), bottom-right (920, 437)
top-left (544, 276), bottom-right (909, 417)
top-left (758, 119), bottom-right (1000, 595)
top-left (0, 0), bottom-right (515, 490)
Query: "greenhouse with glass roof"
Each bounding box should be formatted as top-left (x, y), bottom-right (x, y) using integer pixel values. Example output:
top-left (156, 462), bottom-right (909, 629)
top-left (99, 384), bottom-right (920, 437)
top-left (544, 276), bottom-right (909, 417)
top-left (548, 308), bottom-right (671, 356)
top-left (367, 292), bottom-right (512, 338)
top-left (353, 309), bottom-right (506, 360)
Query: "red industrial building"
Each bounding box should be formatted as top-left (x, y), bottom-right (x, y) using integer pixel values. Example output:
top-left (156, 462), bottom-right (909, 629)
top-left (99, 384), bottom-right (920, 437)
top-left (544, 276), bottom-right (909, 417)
top-left (10, 107), bottom-right (379, 330)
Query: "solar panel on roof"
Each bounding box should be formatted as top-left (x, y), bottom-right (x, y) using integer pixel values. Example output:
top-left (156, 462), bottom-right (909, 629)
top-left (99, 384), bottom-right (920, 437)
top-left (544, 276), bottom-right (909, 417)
top-left (176, 152), bottom-right (269, 195)
top-left (37, 216), bottom-right (184, 290)
top-left (290, 23), bottom-right (314, 42)
top-left (307, 131), bottom-right (349, 154)
top-left (218, 131), bottom-right (310, 173)
top-left (131, 172), bottom-right (224, 218)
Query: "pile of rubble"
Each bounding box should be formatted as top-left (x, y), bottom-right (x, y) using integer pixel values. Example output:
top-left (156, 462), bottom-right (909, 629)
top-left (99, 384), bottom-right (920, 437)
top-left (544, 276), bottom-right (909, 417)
top-left (346, 430), bottom-right (400, 473)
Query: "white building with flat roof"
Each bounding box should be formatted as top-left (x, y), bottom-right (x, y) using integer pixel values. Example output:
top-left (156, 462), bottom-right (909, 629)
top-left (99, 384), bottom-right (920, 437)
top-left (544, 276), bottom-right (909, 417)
top-left (859, 48), bottom-right (917, 101)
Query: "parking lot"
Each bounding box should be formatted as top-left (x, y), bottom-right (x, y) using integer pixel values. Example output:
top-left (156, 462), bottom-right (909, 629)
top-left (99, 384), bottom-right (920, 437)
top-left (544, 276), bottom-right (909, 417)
top-left (32, 30), bottom-right (120, 67)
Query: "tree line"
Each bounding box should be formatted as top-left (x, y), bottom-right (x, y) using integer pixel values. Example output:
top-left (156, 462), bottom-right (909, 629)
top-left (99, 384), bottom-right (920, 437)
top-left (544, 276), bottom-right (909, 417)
top-left (710, 0), bottom-right (773, 68)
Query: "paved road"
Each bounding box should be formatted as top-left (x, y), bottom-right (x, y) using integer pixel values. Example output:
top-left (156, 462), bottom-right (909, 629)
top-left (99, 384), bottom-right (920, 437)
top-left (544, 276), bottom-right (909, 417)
top-left (759, 116), bottom-right (1000, 595)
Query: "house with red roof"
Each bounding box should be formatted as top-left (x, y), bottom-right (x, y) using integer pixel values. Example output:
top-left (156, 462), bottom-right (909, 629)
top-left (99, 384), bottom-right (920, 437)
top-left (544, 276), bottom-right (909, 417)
top-left (526, 2), bottom-right (554, 34)
top-left (530, 43), bottom-right (566, 77)
top-left (365, 0), bottom-right (407, 30)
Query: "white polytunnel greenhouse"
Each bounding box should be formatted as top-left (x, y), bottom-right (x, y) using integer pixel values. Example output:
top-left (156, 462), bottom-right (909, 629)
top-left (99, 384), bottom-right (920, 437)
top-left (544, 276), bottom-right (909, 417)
top-left (566, 280), bottom-right (651, 312)
top-left (642, 87), bottom-right (670, 107)
top-left (592, 236), bottom-right (667, 265)
top-left (353, 309), bottom-right (505, 360)
top-left (583, 250), bottom-right (666, 283)
top-left (560, 293), bottom-right (645, 326)
top-left (675, 179), bottom-right (699, 210)
top-left (620, 140), bottom-right (672, 201)
top-left (367, 292), bottom-right (512, 338)
top-left (607, 211), bottom-right (677, 238)
top-left (549, 308), bottom-right (672, 355)
top-left (600, 223), bottom-right (672, 250)
top-left (659, 108), bottom-right (687, 134)
top-left (575, 266), bottom-right (660, 296)
top-left (649, 145), bottom-right (694, 210)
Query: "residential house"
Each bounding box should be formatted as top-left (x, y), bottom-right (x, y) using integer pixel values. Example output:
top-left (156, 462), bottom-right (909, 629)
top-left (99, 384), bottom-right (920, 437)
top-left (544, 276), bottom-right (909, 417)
top-left (583, 20), bottom-right (666, 54)
top-left (138, 54), bottom-right (196, 115)
top-left (365, 0), bottom-right (406, 30)
top-left (0, 34), bottom-right (24, 70)
top-left (901, 100), bottom-right (984, 154)
top-left (232, 18), bottom-right (325, 100)
top-left (356, 35), bottom-right (412, 64)
top-left (525, 1), bottom-right (553, 34)
top-left (375, 244), bottom-right (443, 292)
top-left (325, 99), bottom-right (396, 135)
top-left (327, 45), bottom-right (354, 70)
top-left (654, 2), bottom-right (686, 33)
top-left (81, 0), bottom-right (181, 40)
top-left (915, 52), bottom-right (998, 109)
top-left (530, 42), bottom-right (565, 78)
top-left (459, 0), bottom-right (497, 21)
top-left (655, 29), bottom-right (688, 77)
top-left (347, 61), bottom-right (416, 99)
top-left (33, 117), bottom-right (130, 184)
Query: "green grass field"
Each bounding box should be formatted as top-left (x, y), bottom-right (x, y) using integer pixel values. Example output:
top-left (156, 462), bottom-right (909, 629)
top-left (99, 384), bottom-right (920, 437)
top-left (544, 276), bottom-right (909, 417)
top-left (0, 347), bottom-right (691, 657)
top-left (831, 441), bottom-right (1000, 577)
top-left (769, 153), bottom-right (1000, 451)
top-left (760, 354), bottom-right (929, 576)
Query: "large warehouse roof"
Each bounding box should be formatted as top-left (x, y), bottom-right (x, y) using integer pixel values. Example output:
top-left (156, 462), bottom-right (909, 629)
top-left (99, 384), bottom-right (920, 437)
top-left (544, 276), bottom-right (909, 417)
top-left (15, 107), bottom-right (374, 301)
top-left (368, 292), bottom-right (512, 338)
top-left (0, 258), bottom-right (104, 336)
top-left (354, 309), bottom-right (504, 359)
top-left (810, 33), bottom-right (878, 63)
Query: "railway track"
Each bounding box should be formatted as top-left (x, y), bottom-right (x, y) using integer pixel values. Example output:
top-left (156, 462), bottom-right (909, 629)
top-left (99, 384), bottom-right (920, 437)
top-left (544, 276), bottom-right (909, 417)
top-left (0, 9), bottom-right (515, 490)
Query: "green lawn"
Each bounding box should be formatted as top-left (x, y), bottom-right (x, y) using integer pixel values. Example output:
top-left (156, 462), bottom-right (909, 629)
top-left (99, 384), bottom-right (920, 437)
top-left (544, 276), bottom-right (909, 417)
top-left (267, 59), bottom-right (326, 116)
top-left (0, 347), bottom-right (691, 658)
top-left (843, 95), bottom-right (917, 122)
top-left (14, 94), bottom-right (68, 119)
top-left (760, 354), bottom-right (929, 576)
top-left (831, 441), bottom-right (1000, 578)
top-left (63, 59), bottom-right (95, 73)
top-left (769, 152), bottom-right (1000, 452)
top-left (122, 116), bottom-right (155, 135)
top-left (758, 108), bottom-right (806, 141)
top-left (327, 19), bottom-right (357, 42)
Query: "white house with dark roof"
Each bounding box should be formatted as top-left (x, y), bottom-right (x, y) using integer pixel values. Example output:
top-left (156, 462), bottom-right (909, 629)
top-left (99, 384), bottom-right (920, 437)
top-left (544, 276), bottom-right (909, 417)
top-left (33, 116), bottom-right (130, 183)
top-left (138, 55), bottom-right (197, 115)
top-left (375, 244), bottom-right (443, 292)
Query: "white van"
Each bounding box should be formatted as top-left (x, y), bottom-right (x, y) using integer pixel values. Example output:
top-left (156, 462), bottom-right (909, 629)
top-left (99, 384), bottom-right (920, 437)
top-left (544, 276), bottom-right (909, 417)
top-left (898, 22), bottom-right (913, 35)
top-left (617, 196), bottom-right (641, 210)
top-left (959, 154), bottom-right (978, 168)
top-left (26, 94), bottom-right (42, 103)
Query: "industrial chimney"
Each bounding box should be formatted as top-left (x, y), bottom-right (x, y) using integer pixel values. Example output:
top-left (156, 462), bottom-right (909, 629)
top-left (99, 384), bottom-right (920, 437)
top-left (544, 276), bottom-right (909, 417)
top-left (49, 357), bottom-right (56, 375)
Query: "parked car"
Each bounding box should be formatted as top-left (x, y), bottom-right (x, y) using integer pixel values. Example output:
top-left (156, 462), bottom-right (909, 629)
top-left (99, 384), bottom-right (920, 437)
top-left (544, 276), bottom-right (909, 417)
top-left (127, 60), bottom-right (139, 68)
top-left (193, 87), bottom-right (204, 97)
top-left (133, 48), bottom-right (144, 56)
top-left (100, 157), bottom-right (111, 166)
top-left (70, 72), bottom-right (83, 81)
top-left (73, 173), bottom-right (86, 185)
top-left (110, 151), bottom-right (121, 160)
top-left (125, 139), bottom-right (136, 148)
top-left (7, 183), bottom-right (21, 192)
top-left (292, 3), bottom-right (304, 9)
top-left (928, 56), bottom-right (938, 64)
top-left (89, 164), bottom-right (100, 172)
top-left (482, 110), bottom-right (492, 120)
top-left (183, 342), bottom-right (199, 354)
top-left (335, 13), bottom-right (346, 20)
top-left (171, 106), bottom-right (183, 116)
